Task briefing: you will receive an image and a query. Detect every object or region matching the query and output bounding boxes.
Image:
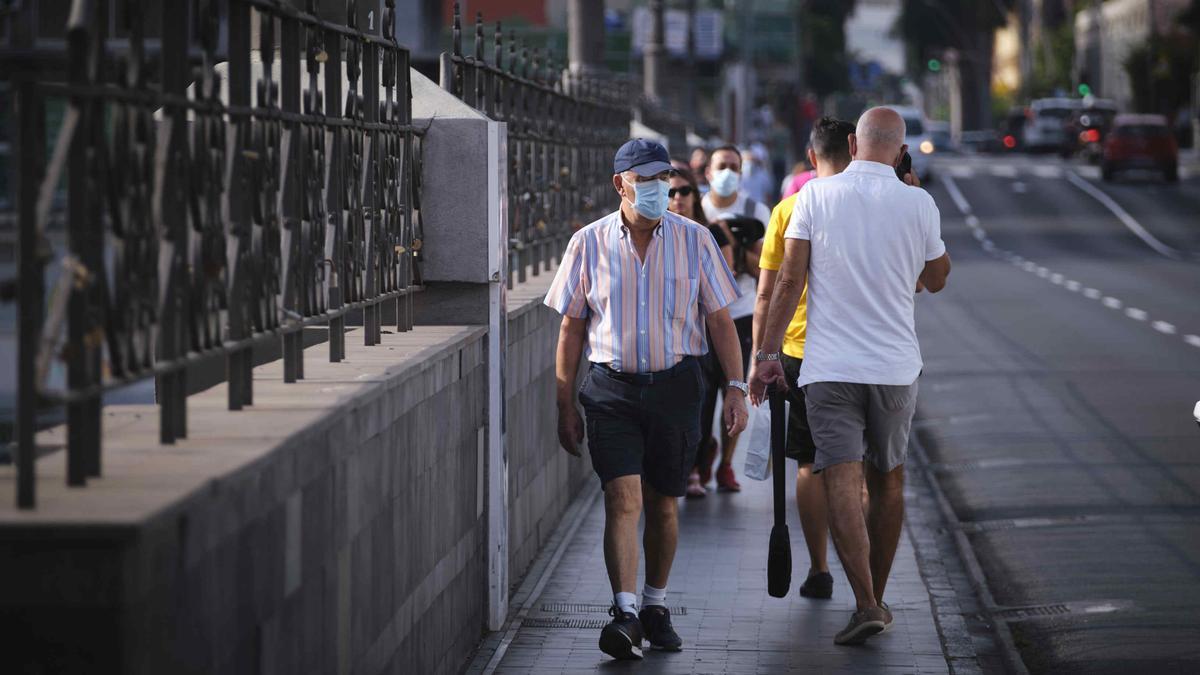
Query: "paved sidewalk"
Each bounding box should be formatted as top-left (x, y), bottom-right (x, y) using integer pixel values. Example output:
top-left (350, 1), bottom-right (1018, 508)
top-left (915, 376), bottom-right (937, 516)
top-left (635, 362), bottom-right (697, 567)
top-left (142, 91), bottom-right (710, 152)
top-left (483, 463), bottom-right (953, 674)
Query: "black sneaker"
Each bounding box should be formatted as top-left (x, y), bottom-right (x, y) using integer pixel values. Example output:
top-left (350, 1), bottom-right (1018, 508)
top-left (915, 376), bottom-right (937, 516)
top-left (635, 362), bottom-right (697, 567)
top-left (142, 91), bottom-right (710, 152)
top-left (599, 606), bottom-right (643, 660)
top-left (799, 570), bottom-right (834, 599)
top-left (638, 605), bottom-right (683, 651)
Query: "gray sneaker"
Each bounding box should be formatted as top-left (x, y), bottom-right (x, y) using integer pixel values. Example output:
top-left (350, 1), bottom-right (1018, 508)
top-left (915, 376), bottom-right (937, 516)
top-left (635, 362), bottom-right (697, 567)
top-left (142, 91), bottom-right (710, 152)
top-left (880, 601), bottom-right (894, 632)
top-left (834, 606), bottom-right (887, 645)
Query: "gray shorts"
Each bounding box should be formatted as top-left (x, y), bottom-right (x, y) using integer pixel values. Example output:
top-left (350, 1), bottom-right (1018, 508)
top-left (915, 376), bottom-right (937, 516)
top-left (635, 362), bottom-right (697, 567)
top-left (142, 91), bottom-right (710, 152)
top-left (804, 380), bottom-right (919, 474)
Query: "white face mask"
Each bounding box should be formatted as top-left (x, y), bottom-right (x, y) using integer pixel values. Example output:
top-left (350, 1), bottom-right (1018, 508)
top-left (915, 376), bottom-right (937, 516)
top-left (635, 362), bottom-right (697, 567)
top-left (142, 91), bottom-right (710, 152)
top-left (710, 168), bottom-right (740, 197)
top-left (622, 177), bottom-right (670, 220)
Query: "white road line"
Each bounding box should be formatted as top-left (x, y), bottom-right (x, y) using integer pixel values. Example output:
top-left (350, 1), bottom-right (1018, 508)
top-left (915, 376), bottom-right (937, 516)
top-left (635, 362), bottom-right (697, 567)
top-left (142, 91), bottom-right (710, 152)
top-left (942, 175), bottom-right (973, 215)
top-left (1065, 171), bottom-right (1182, 260)
top-left (1032, 165), bottom-right (1063, 179)
top-left (939, 169), bottom-right (1194, 351)
top-left (990, 164), bottom-right (1018, 178)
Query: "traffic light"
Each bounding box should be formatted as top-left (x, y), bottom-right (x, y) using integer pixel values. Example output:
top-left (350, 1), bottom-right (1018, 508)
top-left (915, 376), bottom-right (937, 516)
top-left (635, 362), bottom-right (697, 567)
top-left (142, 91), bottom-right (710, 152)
top-left (1077, 83), bottom-right (1091, 96)
top-left (927, 58), bottom-right (941, 72)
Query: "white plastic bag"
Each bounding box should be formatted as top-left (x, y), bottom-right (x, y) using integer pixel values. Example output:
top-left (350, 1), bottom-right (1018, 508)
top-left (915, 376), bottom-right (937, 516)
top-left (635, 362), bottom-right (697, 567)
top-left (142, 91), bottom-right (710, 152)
top-left (742, 399), bottom-right (790, 481)
top-left (742, 402), bottom-right (772, 480)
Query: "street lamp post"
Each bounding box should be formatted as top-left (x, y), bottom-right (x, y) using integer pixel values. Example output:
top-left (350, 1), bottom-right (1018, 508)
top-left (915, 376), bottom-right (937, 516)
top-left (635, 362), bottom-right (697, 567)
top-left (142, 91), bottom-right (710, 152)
top-left (644, 0), bottom-right (665, 103)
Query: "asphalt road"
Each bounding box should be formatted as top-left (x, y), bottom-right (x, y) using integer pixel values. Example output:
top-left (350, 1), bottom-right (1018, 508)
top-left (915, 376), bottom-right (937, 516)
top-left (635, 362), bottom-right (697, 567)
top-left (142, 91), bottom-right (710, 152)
top-left (915, 152), bottom-right (1200, 674)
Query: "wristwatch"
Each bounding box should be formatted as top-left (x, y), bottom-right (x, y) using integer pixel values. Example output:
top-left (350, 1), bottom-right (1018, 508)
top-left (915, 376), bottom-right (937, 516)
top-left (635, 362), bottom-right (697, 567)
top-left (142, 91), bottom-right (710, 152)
top-left (726, 380), bottom-right (750, 396)
top-left (754, 350), bottom-right (780, 362)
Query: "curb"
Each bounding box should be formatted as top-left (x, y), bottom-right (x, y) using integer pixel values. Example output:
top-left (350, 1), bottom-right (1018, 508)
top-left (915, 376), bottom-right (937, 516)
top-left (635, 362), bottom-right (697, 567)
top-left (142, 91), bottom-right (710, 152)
top-left (462, 480), bottom-right (603, 675)
top-left (909, 429), bottom-right (1030, 675)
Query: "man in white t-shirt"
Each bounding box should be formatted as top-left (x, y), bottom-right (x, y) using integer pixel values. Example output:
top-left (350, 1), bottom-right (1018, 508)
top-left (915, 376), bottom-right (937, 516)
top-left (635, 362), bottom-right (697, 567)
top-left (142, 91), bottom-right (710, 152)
top-left (697, 145), bottom-right (771, 492)
top-left (750, 107), bottom-right (951, 646)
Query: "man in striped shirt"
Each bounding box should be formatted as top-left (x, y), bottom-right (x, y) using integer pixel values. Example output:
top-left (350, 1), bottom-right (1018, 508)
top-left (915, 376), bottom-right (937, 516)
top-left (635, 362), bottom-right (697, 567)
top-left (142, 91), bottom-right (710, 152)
top-left (545, 139), bottom-right (749, 661)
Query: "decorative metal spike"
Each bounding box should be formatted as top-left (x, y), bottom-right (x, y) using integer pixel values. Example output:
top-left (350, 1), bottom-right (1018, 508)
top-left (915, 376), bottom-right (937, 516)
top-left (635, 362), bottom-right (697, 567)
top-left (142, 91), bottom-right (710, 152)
top-left (495, 22), bottom-right (503, 70)
top-left (452, 1), bottom-right (461, 57)
top-left (475, 11), bottom-right (484, 61)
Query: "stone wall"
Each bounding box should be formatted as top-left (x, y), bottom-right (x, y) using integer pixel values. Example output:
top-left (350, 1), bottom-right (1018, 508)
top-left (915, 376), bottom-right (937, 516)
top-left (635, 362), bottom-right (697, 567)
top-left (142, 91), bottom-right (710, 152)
top-left (0, 278), bottom-right (590, 675)
top-left (1, 326), bottom-right (490, 675)
top-left (506, 275), bottom-right (595, 582)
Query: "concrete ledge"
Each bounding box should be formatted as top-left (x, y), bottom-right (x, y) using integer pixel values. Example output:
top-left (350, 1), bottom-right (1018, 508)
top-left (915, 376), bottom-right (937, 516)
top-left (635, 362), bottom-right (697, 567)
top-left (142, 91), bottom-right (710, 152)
top-left (0, 325), bottom-right (485, 531)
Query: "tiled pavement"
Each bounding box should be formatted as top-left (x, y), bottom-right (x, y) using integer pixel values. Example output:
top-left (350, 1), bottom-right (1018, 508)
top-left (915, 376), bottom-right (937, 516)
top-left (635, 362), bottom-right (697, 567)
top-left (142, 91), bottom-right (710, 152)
top-left (478, 461), bottom-right (954, 674)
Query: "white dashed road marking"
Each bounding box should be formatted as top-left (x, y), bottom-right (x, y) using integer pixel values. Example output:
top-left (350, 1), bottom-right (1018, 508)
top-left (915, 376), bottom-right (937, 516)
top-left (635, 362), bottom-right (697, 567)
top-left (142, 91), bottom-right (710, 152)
top-left (942, 173), bottom-right (1194, 350)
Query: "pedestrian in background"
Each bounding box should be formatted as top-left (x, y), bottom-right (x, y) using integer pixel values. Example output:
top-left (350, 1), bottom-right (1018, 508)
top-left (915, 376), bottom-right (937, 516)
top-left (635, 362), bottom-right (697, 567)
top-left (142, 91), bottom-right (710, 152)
top-left (546, 139), bottom-right (749, 661)
top-left (751, 116), bottom-right (855, 600)
top-left (700, 145), bottom-right (771, 493)
top-left (689, 146), bottom-right (710, 194)
top-left (741, 145), bottom-right (776, 204)
top-left (751, 107), bottom-right (951, 646)
top-left (780, 160), bottom-right (813, 199)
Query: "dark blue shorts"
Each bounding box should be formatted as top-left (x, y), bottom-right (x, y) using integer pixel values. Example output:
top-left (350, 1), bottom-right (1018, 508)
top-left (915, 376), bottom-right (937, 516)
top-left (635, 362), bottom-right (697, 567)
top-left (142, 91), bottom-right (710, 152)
top-left (578, 357), bottom-right (704, 498)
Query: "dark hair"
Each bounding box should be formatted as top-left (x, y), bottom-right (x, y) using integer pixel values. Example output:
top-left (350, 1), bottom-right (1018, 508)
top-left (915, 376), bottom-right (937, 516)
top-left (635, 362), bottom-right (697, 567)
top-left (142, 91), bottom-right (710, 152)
top-left (707, 144), bottom-right (741, 168)
top-left (809, 117), bottom-right (854, 164)
top-left (670, 167), bottom-right (707, 226)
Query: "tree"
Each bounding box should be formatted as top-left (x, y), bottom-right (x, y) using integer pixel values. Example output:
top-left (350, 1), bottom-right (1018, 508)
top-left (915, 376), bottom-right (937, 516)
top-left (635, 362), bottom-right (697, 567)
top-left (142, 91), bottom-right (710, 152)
top-left (796, 0), bottom-right (857, 97)
top-left (896, 0), bottom-right (1015, 129)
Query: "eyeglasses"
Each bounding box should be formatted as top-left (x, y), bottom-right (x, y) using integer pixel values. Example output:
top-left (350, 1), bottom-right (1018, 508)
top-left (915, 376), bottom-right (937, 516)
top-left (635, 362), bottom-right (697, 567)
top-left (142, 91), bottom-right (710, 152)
top-left (668, 186), bottom-right (694, 198)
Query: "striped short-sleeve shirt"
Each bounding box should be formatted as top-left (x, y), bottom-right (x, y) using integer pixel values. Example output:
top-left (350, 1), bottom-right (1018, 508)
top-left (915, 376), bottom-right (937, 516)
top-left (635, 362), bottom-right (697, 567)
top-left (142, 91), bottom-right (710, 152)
top-left (544, 209), bottom-right (741, 373)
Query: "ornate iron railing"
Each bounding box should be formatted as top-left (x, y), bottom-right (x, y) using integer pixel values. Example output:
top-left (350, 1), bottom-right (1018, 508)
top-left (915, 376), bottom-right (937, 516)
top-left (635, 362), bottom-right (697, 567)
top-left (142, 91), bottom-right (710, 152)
top-left (2, 0), bottom-right (424, 508)
top-left (440, 2), bottom-right (631, 288)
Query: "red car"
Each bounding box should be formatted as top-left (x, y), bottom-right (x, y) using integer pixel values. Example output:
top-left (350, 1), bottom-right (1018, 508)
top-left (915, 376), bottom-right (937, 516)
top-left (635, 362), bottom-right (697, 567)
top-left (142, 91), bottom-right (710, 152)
top-left (1101, 114), bottom-right (1178, 182)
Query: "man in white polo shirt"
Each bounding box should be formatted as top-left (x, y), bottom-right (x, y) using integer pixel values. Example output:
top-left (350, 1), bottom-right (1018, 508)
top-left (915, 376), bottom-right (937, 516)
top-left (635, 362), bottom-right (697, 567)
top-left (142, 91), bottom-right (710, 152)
top-left (750, 107), bottom-right (951, 646)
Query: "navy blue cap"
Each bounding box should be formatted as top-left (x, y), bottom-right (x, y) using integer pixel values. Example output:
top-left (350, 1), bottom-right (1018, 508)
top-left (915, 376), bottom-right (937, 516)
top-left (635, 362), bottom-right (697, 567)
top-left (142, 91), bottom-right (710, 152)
top-left (613, 138), bottom-right (673, 177)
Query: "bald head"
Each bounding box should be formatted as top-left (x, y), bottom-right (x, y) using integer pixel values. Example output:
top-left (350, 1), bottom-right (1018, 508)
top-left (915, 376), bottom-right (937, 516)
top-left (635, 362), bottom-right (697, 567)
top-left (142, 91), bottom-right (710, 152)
top-left (853, 107), bottom-right (907, 165)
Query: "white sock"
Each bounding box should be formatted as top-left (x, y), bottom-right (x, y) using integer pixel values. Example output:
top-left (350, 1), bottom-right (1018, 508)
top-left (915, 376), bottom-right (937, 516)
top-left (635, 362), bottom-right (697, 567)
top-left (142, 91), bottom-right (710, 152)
top-left (642, 584), bottom-right (667, 608)
top-left (615, 591), bottom-right (638, 615)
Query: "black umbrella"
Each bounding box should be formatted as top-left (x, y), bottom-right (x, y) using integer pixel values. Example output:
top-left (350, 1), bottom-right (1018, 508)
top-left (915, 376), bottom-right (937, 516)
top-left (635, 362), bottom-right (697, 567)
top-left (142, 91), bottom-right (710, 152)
top-left (767, 388), bottom-right (792, 597)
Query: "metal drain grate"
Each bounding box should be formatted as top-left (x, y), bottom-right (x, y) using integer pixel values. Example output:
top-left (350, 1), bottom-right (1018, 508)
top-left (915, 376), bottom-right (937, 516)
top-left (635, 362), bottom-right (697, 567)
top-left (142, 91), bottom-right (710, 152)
top-left (992, 604), bottom-right (1071, 621)
top-left (541, 602), bottom-right (687, 615)
top-left (523, 617), bottom-right (609, 630)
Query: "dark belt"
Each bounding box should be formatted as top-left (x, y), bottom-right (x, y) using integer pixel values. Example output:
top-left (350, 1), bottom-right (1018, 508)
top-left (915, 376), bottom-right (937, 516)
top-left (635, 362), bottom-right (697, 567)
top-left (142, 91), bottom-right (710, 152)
top-left (595, 356), bottom-right (697, 386)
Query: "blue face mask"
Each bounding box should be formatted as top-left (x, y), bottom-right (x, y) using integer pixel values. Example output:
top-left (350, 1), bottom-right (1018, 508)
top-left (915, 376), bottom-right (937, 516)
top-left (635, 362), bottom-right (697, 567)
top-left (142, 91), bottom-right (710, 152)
top-left (623, 178), bottom-right (670, 220)
top-left (709, 168), bottom-right (740, 197)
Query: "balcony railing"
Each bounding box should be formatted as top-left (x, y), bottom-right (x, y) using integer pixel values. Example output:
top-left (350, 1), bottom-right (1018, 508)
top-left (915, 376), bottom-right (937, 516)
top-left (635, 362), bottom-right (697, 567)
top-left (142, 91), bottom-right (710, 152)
top-left (1, 0), bottom-right (424, 508)
top-left (440, 2), bottom-right (631, 288)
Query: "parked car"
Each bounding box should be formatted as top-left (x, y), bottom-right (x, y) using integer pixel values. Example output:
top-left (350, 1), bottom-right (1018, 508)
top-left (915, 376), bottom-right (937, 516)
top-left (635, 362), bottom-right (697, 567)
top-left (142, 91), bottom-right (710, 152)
top-left (961, 130), bottom-right (1004, 154)
top-left (1064, 98), bottom-right (1118, 162)
top-left (1023, 98), bottom-right (1082, 152)
top-left (885, 105), bottom-right (933, 181)
top-left (999, 106), bottom-right (1027, 151)
top-left (1101, 114), bottom-right (1178, 182)
top-left (924, 121), bottom-right (958, 155)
